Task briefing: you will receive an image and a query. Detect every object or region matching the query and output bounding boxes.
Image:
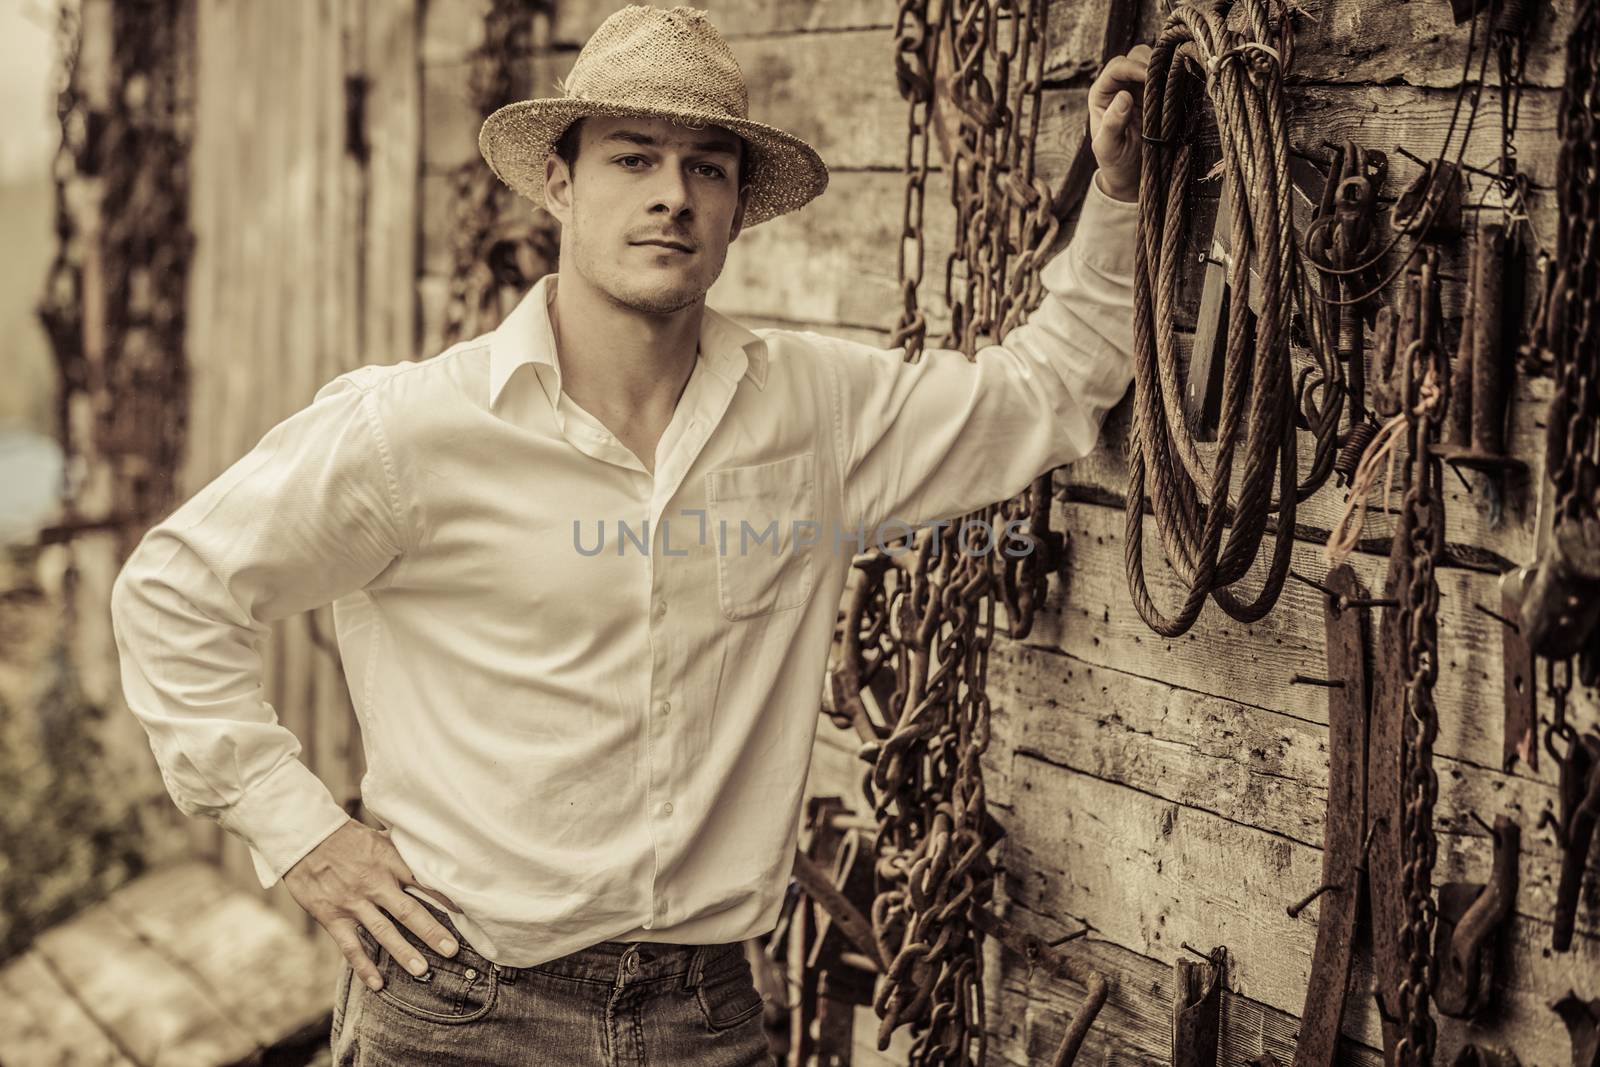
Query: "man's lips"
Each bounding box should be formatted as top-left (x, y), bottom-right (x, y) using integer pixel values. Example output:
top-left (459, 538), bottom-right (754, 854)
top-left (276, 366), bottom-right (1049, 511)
top-left (634, 240), bottom-right (694, 253)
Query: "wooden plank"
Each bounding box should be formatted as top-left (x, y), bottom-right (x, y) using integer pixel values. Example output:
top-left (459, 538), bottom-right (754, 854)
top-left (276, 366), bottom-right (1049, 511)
top-left (711, 168), bottom-right (959, 334)
top-left (32, 897), bottom-right (259, 1067)
top-left (714, 27), bottom-right (1567, 194)
top-left (551, 0), bottom-right (894, 47)
top-left (1005, 751), bottom-right (1597, 1064)
top-left (0, 949), bottom-right (136, 1067)
top-left (981, 900), bottom-right (1384, 1067)
top-left (1274, 0), bottom-right (1575, 90)
top-left (103, 861), bottom-right (342, 1049)
top-left (983, 642), bottom-right (1581, 936)
top-left (1031, 496), bottom-right (1590, 780)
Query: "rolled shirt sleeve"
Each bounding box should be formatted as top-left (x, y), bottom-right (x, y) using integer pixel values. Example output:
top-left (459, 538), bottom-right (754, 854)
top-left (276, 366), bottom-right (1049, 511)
top-left (820, 171), bottom-right (1137, 535)
top-left (110, 373), bottom-right (408, 889)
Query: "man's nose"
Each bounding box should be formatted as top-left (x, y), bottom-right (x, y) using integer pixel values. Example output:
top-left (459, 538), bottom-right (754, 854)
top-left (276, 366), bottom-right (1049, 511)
top-left (647, 165), bottom-right (693, 215)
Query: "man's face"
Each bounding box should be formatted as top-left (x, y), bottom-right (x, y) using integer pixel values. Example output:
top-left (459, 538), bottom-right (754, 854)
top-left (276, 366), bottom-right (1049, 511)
top-left (544, 115), bottom-right (751, 316)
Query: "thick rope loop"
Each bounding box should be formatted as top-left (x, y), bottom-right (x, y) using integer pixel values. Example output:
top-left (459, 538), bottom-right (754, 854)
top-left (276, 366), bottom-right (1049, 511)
top-left (1126, 0), bottom-right (1314, 637)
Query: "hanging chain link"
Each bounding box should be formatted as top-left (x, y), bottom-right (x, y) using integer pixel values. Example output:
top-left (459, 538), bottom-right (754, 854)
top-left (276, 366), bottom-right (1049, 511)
top-left (441, 0), bottom-right (559, 348)
top-left (1393, 250), bottom-right (1449, 1067)
top-left (38, 0), bottom-right (194, 560)
top-left (852, 2), bottom-right (1057, 1064)
top-left (1540, 0), bottom-right (1600, 533)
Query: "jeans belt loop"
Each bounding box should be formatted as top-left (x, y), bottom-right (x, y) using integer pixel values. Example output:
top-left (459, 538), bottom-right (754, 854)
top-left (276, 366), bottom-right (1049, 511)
top-left (682, 944), bottom-right (707, 992)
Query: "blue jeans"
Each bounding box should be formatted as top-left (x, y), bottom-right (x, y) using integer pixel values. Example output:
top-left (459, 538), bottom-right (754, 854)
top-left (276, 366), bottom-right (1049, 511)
top-left (331, 895), bottom-right (778, 1066)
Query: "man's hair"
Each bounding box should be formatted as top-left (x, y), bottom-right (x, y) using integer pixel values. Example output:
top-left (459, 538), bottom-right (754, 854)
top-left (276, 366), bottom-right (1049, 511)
top-left (553, 117), bottom-right (748, 187)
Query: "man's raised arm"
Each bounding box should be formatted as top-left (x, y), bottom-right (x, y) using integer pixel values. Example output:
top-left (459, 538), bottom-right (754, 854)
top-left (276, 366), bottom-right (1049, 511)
top-left (817, 171), bottom-right (1137, 536)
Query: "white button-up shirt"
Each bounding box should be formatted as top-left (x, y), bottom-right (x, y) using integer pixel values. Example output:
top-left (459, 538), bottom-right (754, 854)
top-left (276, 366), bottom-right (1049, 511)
top-left (109, 178), bottom-right (1137, 967)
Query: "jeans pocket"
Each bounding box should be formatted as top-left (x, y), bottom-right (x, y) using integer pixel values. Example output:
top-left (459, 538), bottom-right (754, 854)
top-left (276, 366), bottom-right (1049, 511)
top-left (705, 452), bottom-right (818, 621)
top-left (695, 950), bottom-right (765, 1032)
top-left (331, 960), bottom-right (354, 1037)
top-left (357, 917), bottom-right (499, 1025)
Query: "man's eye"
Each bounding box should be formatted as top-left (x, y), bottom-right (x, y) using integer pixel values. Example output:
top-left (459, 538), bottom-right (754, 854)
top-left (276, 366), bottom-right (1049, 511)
top-left (618, 156), bottom-right (646, 168)
top-left (696, 165), bottom-right (726, 179)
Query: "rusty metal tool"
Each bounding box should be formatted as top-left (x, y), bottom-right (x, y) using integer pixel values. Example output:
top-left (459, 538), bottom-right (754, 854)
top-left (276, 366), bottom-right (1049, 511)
top-left (1554, 993), bottom-right (1600, 1067)
top-left (1433, 816), bottom-right (1520, 1017)
top-left (1543, 731), bottom-right (1600, 952)
top-left (1453, 1046), bottom-right (1522, 1067)
top-left (1172, 946), bottom-right (1226, 1067)
top-left (1186, 154), bottom-right (1328, 440)
top-left (1433, 222), bottom-right (1528, 526)
top-left (1518, 522), bottom-right (1600, 661)
top-left (1497, 568), bottom-right (1540, 773)
top-left (1366, 470), bottom-right (1414, 1059)
top-left (1291, 563), bottom-right (1371, 1067)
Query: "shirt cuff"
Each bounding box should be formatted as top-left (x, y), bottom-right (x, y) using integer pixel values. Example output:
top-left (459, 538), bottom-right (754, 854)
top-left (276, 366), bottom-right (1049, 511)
top-left (215, 756), bottom-right (352, 890)
top-left (1074, 170), bottom-right (1139, 279)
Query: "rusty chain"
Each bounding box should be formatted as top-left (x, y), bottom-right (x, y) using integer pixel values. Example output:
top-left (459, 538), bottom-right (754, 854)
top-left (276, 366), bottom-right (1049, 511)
top-left (842, 2), bottom-right (1098, 1064)
top-left (38, 0), bottom-right (194, 555)
top-left (441, 0), bottom-right (559, 348)
top-left (1540, 0), bottom-right (1600, 538)
top-left (1393, 249), bottom-right (1449, 1067)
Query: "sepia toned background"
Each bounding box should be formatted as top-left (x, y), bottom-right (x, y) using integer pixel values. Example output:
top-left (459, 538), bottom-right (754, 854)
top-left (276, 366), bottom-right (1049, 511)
top-left (0, 0), bottom-right (1594, 1064)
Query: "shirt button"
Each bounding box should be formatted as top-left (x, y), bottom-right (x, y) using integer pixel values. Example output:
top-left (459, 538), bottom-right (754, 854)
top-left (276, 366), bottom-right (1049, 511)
top-left (659, 700), bottom-right (671, 716)
top-left (655, 600), bottom-right (668, 619)
top-left (662, 802), bottom-right (674, 815)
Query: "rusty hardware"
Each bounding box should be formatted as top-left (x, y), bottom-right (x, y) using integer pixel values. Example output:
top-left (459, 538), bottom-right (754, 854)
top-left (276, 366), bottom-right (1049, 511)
top-left (1393, 159), bottom-right (1465, 239)
top-left (1368, 466), bottom-right (1413, 1060)
top-left (870, 0), bottom-right (1122, 1062)
top-left (1362, 252), bottom-right (1452, 1065)
top-left (1496, 568), bottom-right (1540, 773)
top-left (1303, 141), bottom-right (1389, 486)
top-left (1432, 222), bottom-right (1527, 527)
top-left (38, 0), bottom-right (195, 560)
top-left (441, 0), bottom-right (559, 348)
top-left (1432, 816), bottom-right (1520, 1018)
top-left (1525, 0), bottom-right (1600, 856)
top-left (765, 797), bottom-right (885, 1066)
top-left (1171, 945), bottom-right (1225, 1067)
top-left (1554, 993), bottom-right (1600, 1067)
top-left (1542, 730), bottom-right (1600, 952)
top-left (1394, 249), bottom-right (1450, 1067)
top-left (1452, 1046), bottom-right (1522, 1067)
top-left (1186, 153), bottom-right (1333, 444)
top-left (791, 848), bottom-right (887, 975)
top-left (967, 908), bottom-right (1109, 1067)
top-left (1291, 564), bottom-right (1370, 1067)
top-left (1357, 249), bottom-right (1452, 1067)
top-left (1517, 520), bottom-right (1600, 660)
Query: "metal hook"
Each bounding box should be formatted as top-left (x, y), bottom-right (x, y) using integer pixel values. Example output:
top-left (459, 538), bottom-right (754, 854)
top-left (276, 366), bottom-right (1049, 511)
top-left (1291, 674), bottom-right (1347, 688)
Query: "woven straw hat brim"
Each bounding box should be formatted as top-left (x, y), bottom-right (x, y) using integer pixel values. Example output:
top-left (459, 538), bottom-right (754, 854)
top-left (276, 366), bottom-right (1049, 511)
top-left (479, 98), bottom-right (829, 228)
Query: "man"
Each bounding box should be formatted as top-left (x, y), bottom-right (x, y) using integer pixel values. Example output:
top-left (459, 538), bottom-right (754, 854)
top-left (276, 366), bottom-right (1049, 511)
top-left (110, 5), bottom-right (1149, 1065)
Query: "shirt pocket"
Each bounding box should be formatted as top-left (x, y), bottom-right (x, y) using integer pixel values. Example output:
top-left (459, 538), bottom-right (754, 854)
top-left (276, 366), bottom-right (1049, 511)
top-left (705, 451), bottom-right (817, 622)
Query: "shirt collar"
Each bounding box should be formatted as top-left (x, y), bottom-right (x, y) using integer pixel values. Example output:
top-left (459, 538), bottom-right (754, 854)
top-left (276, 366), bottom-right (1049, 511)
top-left (488, 272), bottom-right (769, 412)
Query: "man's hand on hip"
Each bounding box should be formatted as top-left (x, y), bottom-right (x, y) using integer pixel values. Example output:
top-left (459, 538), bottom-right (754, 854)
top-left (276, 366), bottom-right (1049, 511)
top-left (283, 818), bottom-right (464, 991)
top-left (1088, 43), bottom-right (1152, 203)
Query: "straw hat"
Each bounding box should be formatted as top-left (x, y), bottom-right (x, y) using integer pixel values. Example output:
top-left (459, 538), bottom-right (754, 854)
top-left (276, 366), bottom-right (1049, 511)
top-left (478, 4), bottom-right (830, 227)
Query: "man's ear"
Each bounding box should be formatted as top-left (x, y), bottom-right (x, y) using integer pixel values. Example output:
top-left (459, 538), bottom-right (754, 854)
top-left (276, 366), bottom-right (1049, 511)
top-left (728, 180), bottom-right (752, 243)
top-left (544, 153), bottom-right (574, 223)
